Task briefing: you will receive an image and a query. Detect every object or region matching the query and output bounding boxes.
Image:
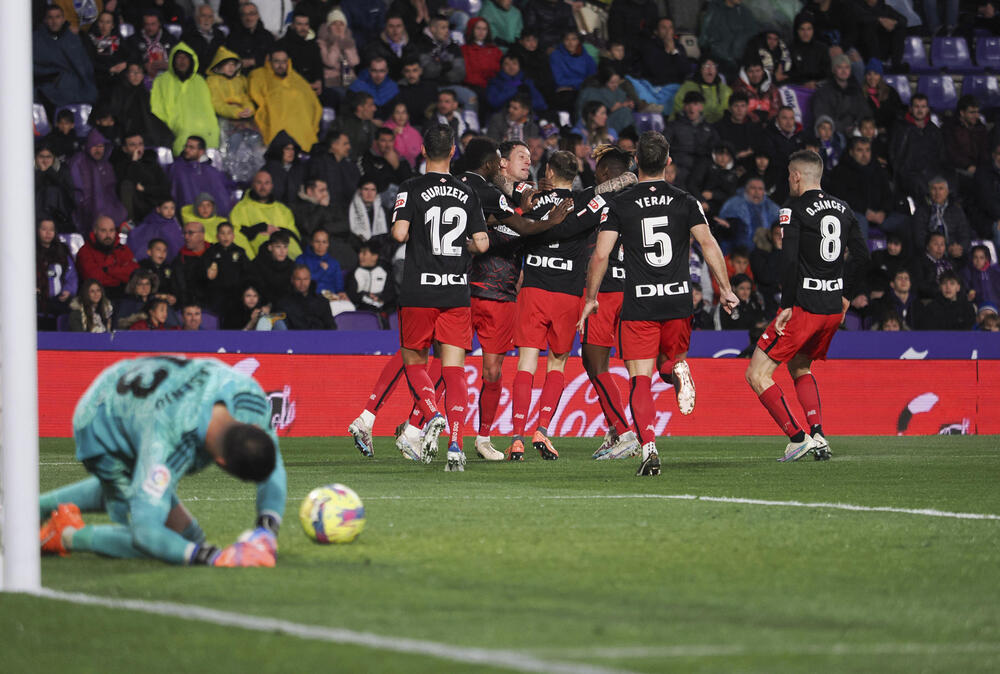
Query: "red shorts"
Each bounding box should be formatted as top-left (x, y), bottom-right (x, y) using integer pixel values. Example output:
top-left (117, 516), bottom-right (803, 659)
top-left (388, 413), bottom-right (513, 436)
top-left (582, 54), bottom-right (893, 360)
top-left (399, 306), bottom-right (472, 351)
top-left (619, 318), bottom-right (692, 361)
top-left (579, 291), bottom-right (623, 348)
top-left (757, 306), bottom-right (841, 363)
top-left (514, 287), bottom-right (579, 353)
top-left (471, 297), bottom-right (516, 354)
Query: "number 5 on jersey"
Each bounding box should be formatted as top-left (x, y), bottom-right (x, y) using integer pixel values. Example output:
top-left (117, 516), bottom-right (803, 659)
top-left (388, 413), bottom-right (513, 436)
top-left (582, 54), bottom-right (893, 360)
top-left (642, 216), bottom-right (672, 267)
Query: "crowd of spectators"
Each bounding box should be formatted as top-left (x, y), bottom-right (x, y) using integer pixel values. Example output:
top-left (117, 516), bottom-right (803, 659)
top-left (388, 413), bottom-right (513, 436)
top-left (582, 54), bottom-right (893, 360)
top-left (31, 0), bottom-right (1000, 334)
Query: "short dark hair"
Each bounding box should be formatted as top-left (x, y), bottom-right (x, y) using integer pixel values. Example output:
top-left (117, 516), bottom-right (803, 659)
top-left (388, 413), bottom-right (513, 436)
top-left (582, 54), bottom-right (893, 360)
top-left (939, 270), bottom-right (960, 284)
top-left (438, 89), bottom-right (458, 102)
top-left (216, 221), bottom-right (234, 233)
top-left (304, 177), bottom-right (326, 191)
top-left (777, 105), bottom-right (796, 116)
top-left (55, 109), bottom-right (75, 123)
top-left (463, 136), bottom-right (500, 171)
top-left (186, 135), bottom-right (207, 150)
top-left (359, 241), bottom-right (380, 255)
top-left (269, 46), bottom-right (289, 59)
top-left (351, 91), bottom-right (374, 112)
top-left (147, 237), bottom-right (168, 250)
top-left (269, 229), bottom-right (291, 245)
top-left (595, 145), bottom-right (631, 175)
top-left (422, 123), bottom-right (456, 160)
top-left (636, 131), bottom-right (670, 174)
top-left (220, 423), bottom-right (276, 482)
top-left (847, 136), bottom-right (871, 152)
top-left (292, 6), bottom-right (310, 20)
top-left (509, 92), bottom-right (532, 111)
top-left (182, 300), bottom-right (201, 312)
top-left (957, 94), bottom-right (979, 113)
top-left (926, 230), bottom-right (946, 246)
top-left (376, 126), bottom-right (395, 139)
top-left (499, 140), bottom-right (528, 159)
top-left (144, 297), bottom-right (169, 313)
top-left (547, 150), bottom-right (579, 182)
top-left (972, 244), bottom-right (992, 261)
top-left (911, 92), bottom-right (929, 105)
top-left (502, 53), bottom-right (521, 67)
top-left (730, 245), bottom-right (750, 261)
top-left (729, 90), bottom-right (750, 106)
top-left (401, 56), bottom-right (421, 69)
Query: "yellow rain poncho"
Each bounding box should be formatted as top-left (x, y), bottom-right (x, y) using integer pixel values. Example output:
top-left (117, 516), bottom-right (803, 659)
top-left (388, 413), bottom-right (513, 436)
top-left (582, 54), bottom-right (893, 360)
top-left (229, 191), bottom-right (303, 260)
top-left (151, 43), bottom-right (220, 156)
top-left (206, 46), bottom-right (256, 120)
top-left (180, 204), bottom-right (228, 244)
top-left (248, 54), bottom-right (322, 151)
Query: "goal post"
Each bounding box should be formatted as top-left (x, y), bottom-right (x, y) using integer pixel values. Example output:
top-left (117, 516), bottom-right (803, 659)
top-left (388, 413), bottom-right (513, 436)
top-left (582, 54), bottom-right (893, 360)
top-left (0, 0), bottom-right (41, 592)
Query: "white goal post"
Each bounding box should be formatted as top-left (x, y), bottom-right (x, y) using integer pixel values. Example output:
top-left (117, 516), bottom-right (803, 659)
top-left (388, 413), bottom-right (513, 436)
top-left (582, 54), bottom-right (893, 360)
top-left (0, 0), bottom-right (41, 592)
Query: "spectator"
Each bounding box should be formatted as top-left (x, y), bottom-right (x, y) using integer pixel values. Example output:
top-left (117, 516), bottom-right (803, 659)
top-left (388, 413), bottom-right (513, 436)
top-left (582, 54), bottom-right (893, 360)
top-left (290, 178), bottom-right (351, 263)
top-left (69, 130), bottom-right (128, 234)
top-left (671, 56), bottom-right (732, 124)
top-left (35, 142), bottom-right (76, 234)
top-left (362, 128), bottom-right (414, 193)
top-left (349, 57), bottom-right (400, 119)
top-left (129, 198), bottom-right (185, 263)
top-left (869, 233), bottom-right (909, 288)
top-left (206, 47), bottom-right (256, 122)
top-left (714, 91), bottom-right (767, 169)
top-left (522, 0), bottom-right (576, 52)
top-left (76, 215), bottom-right (139, 300)
top-left (976, 305), bottom-right (999, 331)
top-left (577, 65), bottom-right (635, 134)
top-left (225, 2), bottom-right (275, 72)
top-left (717, 176), bottom-right (780, 252)
top-left (114, 269), bottom-right (161, 330)
top-left (262, 131), bottom-right (306, 206)
top-left (637, 17), bottom-right (690, 92)
top-left (109, 62), bottom-right (176, 149)
top-left (43, 110), bottom-right (81, 162)
top-left (976, 142), bottom-right (1000, 246)
top-left (743, 29), bottom-right (792, 84)
top-left (181, 302), bottom-right (205, 330)
top-left (463, 18), bottom-right (503, 95)
top-left (828, 137), bottom-right (901, 241)
top-left (151, 43), bottom-right (220, 157)
top-left (362, 13), bottom-right (420, 80)
top-left (788, 13), bottom-right (830, 88)
top-left (249, 48), bottom-right (323, 151)
top-left (223, 283), bottom-right (270, 330)
top-left (250, 230), bottom-right (298, 305)
top-left (732, 56), bottom-right (780, 122)
top-left (173, 220), bottom-right (212, 304)
top-left (857, 116), bottom-right (889, 167)
top-left (803, 0), bottom-right (857, 50)
top-left (812, 54), bottom-right (869, 137)
top-left (873, 268), bottom-right (921, 329)
top-left (203, 221), bottom-right (250, 315)
top-left (698, 0), bottom-right (759, 80)
top-left (340, 0), bottom-right (388, 51)
top-left (128, 297), bottom-right (178, 331)
top-left (917, 271), bottom-right (975, 330)
top-left (764, 106), bottom-right (805, 198)
top-left (33, 4), bottom-right (98, 108)
top-left (51, 0), bottom-right (101, 32)
top-left (720, 273), bottom-right (765, 330)
top-left (746, 151), bottom-right (782, 199)
top-left (347, 240), bottom-right (397, 318)
top-left (573, 101), bottom-right (617, 148)
top-left (68, 279), bottom-right (115, 332)
top-left (852, 0), bottom-right (907, 68)
top-left (750, 222), bottom-right (783, 316)
top-left (963, 244), bottom-right (1000, 308)
top-left (383, 102), bottom-right (424, 166)
top-left (127, 10), bottom-right (179, 79)
top-left (307, 131), bottom-right (362, 217)
top-left (860, 59), bottom-right (902, 134)
top-left (912, 177), bottom-right (973, 258)
top-left (349, 178), bottom-right (389, 245)
top-left (113, 131), bottom-right (172, 223)
top-left (910, 231), bottom-right (955, 300)
top-left (665, 91), bottom-right (720, 191)
top-left (698, 143), bottom-right (742, 218)
top-left (138, 238), bottom-right (180, 307)
top-left (180, 193), bottom-right (227, 243)
top-left (480, 0), bottom-right (524, 50)
top-left (335, 91), bottom-right (378, 160)
top-left (433, 89), bottom-right (474, 140)
top-left (943, 95), bottom-right (989, 184)
top-left (416, 16), bottom-right (466, 86)
top-left (168, 135), bottom-right (233, 215)
top-left (85, 11), bottom-right (128, 98)
top-left (231, 171), bottom-right (303, 260)
top-left (691, 284), bottom-right (717, 330)
top-left (275, 265), bottom-right (337, 329)
top-left (183, 4), bottom-right (227, 75)
top-left (297, 229), bottom-right (348, 300)
top-left (317, 9), bottom-right (360, 94)
top-left (487, 93), bottom-right (541, 143)
top-left (121, 1), bottom-right (186, 27)
top-left (508, 30), bottom-right (556, 108)
top-left (487, 53), bottom-right (546, 113)
top-left (277, 8), bottom-right (324, 92)
top-left (549, 31), bottom-right (597, 115)
top-left (36, 217), bottom-right (78, 330)
top-left (607, 0), bottom-right (660, 50)
top-left (811, 116), bottom-right (845, 171)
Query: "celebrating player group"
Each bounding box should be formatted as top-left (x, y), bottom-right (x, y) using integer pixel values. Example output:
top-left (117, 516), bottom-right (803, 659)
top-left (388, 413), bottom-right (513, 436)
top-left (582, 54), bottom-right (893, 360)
top-left (348, 124), bottom-right (867, 475)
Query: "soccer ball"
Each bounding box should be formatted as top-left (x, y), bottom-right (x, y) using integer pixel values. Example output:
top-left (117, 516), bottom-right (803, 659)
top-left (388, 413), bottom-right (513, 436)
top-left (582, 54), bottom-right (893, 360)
top-left (299, 484), bottom-right (366, 544)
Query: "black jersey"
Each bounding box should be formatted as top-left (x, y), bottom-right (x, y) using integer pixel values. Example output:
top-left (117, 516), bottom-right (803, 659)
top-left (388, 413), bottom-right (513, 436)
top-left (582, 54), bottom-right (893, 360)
top-left (779, 189), bottom-right (869, 315)
top-left (580, 189), bottom-right (625, 294)
top-left (604, 180), bottom-right (707, 321)
top-left (392, 172), bottom-right (486, 308)
top-left (520, 188), bottom-right (591, 295)
top-left (460, 171), bottom-right (522, 302)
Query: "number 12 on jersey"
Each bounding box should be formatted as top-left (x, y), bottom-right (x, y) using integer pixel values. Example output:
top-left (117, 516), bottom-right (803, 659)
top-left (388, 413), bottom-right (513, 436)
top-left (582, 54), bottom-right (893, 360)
top-left (642, 216), bottom-right (672, 267)
top-left (425, 205), bottom-right (466, 256)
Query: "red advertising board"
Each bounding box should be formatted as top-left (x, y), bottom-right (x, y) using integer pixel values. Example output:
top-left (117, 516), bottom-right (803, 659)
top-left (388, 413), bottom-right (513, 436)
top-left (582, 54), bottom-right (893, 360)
top-left (38, 351), bottom-right (992, 437)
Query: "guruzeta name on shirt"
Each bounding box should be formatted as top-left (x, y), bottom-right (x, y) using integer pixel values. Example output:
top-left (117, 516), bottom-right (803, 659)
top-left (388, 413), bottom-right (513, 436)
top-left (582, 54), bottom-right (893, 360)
top-left (420, 185), bottom-right (469, 203)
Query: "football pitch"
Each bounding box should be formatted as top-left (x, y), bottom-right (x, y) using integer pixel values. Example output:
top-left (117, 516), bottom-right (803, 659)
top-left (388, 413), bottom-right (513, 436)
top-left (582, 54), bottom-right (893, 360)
top-left (5, 435), bottom-right (1000, 673)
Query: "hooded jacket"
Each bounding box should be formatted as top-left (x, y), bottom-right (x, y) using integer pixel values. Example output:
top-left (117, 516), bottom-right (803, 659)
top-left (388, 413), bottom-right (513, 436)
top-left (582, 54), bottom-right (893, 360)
top-left (109, 71), bottom-right (175, 148)
top-left (348, 68), bottom-right (401, 110)
top-left (249, 53), bottom-right (323, 150)
top-left (36, 154), bottom-right (77, 233)
top-left (127, 211), bottom-right (185, 263)
top-left (671, 74), bottom-right (733, 124)
top-left (263, 131), bottom-right (307, 206)
top-left (733, 67), bottom-right (781, 121)
top-left (206, 46), bottom-right (256, 120)
top-left (180, 200), bottom-right (228, 243)
top-left (276, 26), bottom-right (324, 85)
top-left (33, 20), bottom-right (97, 107)
top-left (168, 152), bottom-right (233, 216)
top-left (478, 0), bottom-right (524, 48)
top-left (698, 0), bottom-right (759, 65)
top-left (549, 39), bottom-right (597, 91)
top-left (150, 43), bottom-right (220, 156)
top-left (462, 19), bottom-right (503, 89)
top-left (812, 75), bottom-right (869, 135)
top-left (68, 130), bottom-right (128, 233)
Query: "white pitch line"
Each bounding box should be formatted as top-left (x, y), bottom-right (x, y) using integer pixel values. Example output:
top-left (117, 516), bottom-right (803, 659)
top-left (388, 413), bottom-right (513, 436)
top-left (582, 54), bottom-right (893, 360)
top-left (29, 588), bottom-right (636, 674)
top-left (536, 642), bottom-right (1000, 659)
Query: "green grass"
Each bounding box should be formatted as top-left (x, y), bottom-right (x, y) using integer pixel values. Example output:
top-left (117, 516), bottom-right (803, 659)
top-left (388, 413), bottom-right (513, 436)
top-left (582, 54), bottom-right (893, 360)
top-left (5, 436), bottom-right (1000, 673)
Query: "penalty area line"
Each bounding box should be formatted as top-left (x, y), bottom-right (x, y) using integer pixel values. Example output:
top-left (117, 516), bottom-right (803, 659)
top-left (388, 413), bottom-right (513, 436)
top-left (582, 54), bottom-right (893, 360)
top-left (29, 588), bottom-right (636, 674)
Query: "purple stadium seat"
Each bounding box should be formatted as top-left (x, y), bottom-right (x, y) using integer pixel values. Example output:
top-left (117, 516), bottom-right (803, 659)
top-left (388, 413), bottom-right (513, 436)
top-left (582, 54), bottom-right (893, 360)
top-left (165, 24), bottom-right (182, 39)
top-left (320, 107), bottom-right (336, 137)
top-left (976, 37), bottom-right (1000, 72)
top-left (961, 74), bottom-right (1000, 110)
top-left (388, 312), bottom-right (399, 330)
top-left (119, 22), bottom-right (134, 38)
top-left (902, 36), bottom-right (934, 73)
top-left (155, 146), bottom-right (174, 168)
top-left (335, 311), bottom-right (381, 330)
top-left (842, 311), bottom-right (863, 331)
top-left (917, 75), bottom-right (958, 112)
top-left (34, 103), bottom-right (50, 136)
top-left (634, 112), bottom-right (665, 133)
top-left (882, 74), bottom-right (912, 106)
top-left (930, 37), bottom-right (981, 73)
top-left (448, 0), bottom-right (482, 14)
top-left (200, 311), bottom-right (219, 330)
top-left (56, 104), bottom-right (93, 138)
top-left (56, 314), bottom-right (71, 331)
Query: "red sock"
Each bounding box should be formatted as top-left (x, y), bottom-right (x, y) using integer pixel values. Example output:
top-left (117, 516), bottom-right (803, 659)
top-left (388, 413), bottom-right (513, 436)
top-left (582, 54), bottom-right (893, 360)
top-left (404, 364), bottom-right (438, 420)
top-left (629, 375), bottom-right (656, 444)
top-left (478, 379), bottom-right (502, 435)
top-left (595, 372), bottom-right (630, 435)
top-left (511, 370), bottom-right (533, 437)
top-left (536, 370), bottom-right (565, 431)
top-left (758, 384), bottom-right (804, 438)
top-left (657, 359), bottom-right (675, 386)
top-left (409, 360), bottom-right (445, 427)
top-left (442, 366), bottom-right (466, 445)
top-left (365, 352), bottom-right (405, 413)
top-left (794, 374), bottom-right (822, 431)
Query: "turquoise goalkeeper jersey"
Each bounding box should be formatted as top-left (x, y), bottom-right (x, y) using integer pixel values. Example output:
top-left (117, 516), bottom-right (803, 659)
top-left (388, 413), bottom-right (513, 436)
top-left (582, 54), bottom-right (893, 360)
top-left (72, 355), bottom-right (287, 563)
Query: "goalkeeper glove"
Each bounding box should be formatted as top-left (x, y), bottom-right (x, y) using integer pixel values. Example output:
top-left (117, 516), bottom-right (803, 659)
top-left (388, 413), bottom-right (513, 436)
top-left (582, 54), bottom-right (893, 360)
top-left (212, 540), bottom-right (276, 568)
top-left (237, 527), bottom-right (278, 558)
top-left (190, 543), bottom-right (221, 566)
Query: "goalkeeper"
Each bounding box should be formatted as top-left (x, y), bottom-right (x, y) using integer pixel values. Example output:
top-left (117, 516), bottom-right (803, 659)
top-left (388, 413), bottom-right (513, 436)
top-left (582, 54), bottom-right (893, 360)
top-left (38, 355), bottom-right (286, 567)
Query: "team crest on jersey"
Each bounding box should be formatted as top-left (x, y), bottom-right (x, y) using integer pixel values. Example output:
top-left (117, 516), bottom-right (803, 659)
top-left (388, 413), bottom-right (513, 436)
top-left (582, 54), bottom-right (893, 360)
top-left (498, 195), bottom-right (514, 213)
top-left (600, 208), bottom-right (609, 223)
top-left (395, 192), bottom-right (408, 209)
top-left (587, 195), bottom-right (606, 212)
top-left (779, 208), bottom-right (791, 225)
top-left (142, 464), bottom-right (171, 499)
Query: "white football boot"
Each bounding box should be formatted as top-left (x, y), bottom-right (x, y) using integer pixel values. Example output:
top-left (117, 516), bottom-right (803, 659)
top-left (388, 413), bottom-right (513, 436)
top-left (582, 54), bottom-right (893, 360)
top-left (673, 361), bottom-right (696, 415)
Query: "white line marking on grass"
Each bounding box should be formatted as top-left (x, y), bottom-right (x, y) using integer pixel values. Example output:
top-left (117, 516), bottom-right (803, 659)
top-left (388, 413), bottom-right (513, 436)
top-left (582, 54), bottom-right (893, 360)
top-left (29, 588), bottom-right (636, 674)
top-left (537, 642), bottom-right (1000, 659)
